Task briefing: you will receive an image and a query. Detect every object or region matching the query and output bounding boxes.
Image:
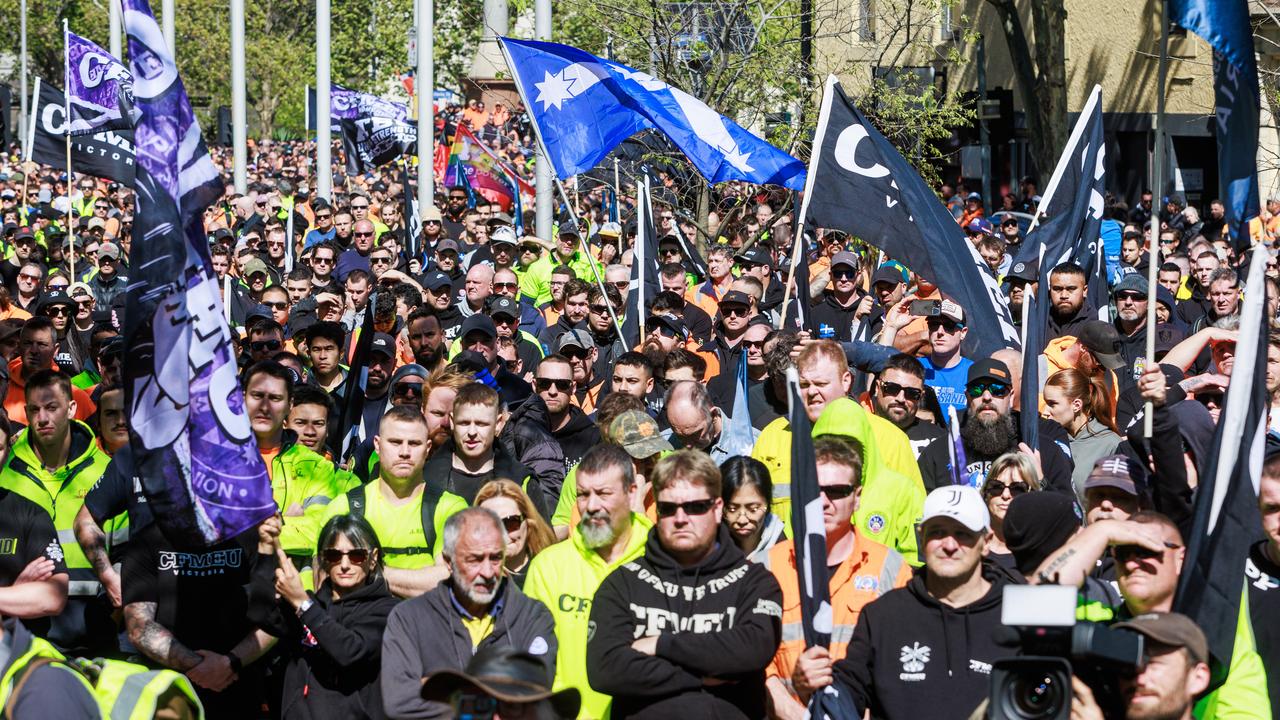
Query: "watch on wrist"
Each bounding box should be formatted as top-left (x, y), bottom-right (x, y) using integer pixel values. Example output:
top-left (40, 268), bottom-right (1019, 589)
top-left (297, 597), bottom-right (315, 615)
top-left (227, 653), bottom-right (243, 674)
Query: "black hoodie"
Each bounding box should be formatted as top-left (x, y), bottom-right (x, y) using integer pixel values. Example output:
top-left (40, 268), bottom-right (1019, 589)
top-left (587, 525), bottom-right (783, 719)
top-left (833, 561), bottom-right (1019, 720)
top-left (548, 404), bottom-right (601, 475)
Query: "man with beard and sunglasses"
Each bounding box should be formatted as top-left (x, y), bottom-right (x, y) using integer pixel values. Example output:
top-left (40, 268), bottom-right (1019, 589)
top-left (382, 507), bottom-right (557, 720)
top-left (959, 358), bottom-right (1076, 493)
top-left (871, 354), bottom-right (952, 491)
top-left (535, 355), bottom-right (600, 477)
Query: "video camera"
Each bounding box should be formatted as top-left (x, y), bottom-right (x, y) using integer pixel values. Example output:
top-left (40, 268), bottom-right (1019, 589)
top-left (989, 585), bottom-right (1144, 720)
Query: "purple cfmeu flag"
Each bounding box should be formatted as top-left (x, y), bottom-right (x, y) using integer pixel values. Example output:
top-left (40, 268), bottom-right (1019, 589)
top-left (64, 28), bottom-right (138, 136)
top-left (121, 0), bottom-right (274, 547)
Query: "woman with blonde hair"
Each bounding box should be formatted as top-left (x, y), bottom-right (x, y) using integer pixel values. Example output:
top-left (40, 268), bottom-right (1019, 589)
top-left (982, 453), bottom-right (1042, 570)
top-left (475, 479), bottom-right (556, 588)
top-left (1042, 368), bottom-right (1124, 502)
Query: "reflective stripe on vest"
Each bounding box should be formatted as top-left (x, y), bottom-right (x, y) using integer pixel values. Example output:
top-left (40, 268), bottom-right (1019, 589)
top-left (0, 634), bottom-right (88, 711)
top-left (781, 622), bottom-right (858, 645)
top-left (81, 657), bottom-right (203, 720)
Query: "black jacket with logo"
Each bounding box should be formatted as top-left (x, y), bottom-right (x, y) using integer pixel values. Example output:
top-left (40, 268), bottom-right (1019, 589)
top-left (833, 561), bottom-right (1019, 720)
top-left (587, 525), bottom-right (783, 719)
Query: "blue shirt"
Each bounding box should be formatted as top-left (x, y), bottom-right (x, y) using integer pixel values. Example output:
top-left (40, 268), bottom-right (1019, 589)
top-left (304, 227), bottom-right (335, 250)
top-left (920, 356), bottom-right (974, 424)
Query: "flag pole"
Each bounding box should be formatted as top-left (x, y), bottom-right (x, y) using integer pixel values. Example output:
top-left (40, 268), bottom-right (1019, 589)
top-left (63, 19), bottom-right (76, 282)
top-left (499, 37), bottom-right (626, 340)
top-left (637, 175), bottom-right (647, 340)
top-left (1145, 0), bottom-right (1169, 439)
top-left (782, 74), bottom-right (837, 332)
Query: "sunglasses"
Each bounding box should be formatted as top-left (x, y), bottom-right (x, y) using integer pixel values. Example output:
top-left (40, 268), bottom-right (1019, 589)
top-left (425, 220), bottom-right (442, 226)
top-left (1115, 291), bottom-right (1144, 302)
top-left (983, 480), bottom-right (1029, 498)
top-left (1111, 542), bottom-right (1180, 564)
top-left (263, 301), bottom-right (289, 311)
top-left (589, 303), bottom-right (610, 314)
top-left (877, 380), bottom-right (923, 402)
top-left (370, 256), bottom-right (392, 265)
top-left (18, 274), bottom-right (40, 282)
top-left (48, 283), bottom-right (69, 291)
top-left (45, 306), bottom-right (71, 317)
top-left (721, 305), bottom-right (750, 318)
top-left (322, 548), bottom-right (370, 565)
top-left (311, 256), bottom-right (334, 265)
top-left (967, 382), bottom-right (1012, 399)
top-left (394, 383), bottom-right (424, 398)
top-left (351, 204), bottom-right (369, 210)
top-left (820, 484), bottom-right (857, 501)
top-left (659, 247), bottom-right (681, 256)
top-left (314, 213), bottom-right (332, 220)
top-left (250, 339), bottom-right (282, 353)
top-left (562, 348), bottom-right (590, 361)
top-left (832, 268), bottom-right (857, 280)
top-left (536, 378), bottom-right (572, 393)
top-left (656, 498), bottom-right (716, 518)
top-left (494, 282), bottom-right (519, 291)
top-left (926, 318), bottom-right (964, 333)
top-left (499, 514), bottom-right (525, 533)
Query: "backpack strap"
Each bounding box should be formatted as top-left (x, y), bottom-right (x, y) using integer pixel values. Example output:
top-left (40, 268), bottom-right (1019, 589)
top-left (4, 657), bottom-right (57, 720)
top-left (419, 483), bottom-right (444, 558)
top-left (347, 485), bottom-right (367, 521)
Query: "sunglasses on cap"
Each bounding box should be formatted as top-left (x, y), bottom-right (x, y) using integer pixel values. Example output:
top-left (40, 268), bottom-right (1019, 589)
top-left (498, 514), bottom-right (525, 533)
top-left (877, 380), bottom-right (923, 402)
top-left (250, 339), bottom-right (282, 353)
top-left (966, 381), bottom-right (1011, 399)
top-left (321, 548), bottom-right (370, 565)
top-left (535, 377), bottom-right (572, 393)
top-left (982, 480), bottom-right (1029, 498)
top-left (656, 498), bottom-right (716, 518)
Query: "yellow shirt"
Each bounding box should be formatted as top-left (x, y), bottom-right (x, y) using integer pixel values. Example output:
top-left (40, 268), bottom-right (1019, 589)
top-left (323, 480), bottom-right (469, 570)
top-left (461, 613), bottom-right (496, 650)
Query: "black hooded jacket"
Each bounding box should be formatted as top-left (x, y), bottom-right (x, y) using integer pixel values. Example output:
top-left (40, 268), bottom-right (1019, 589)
top-left (247, 556), bottom-right (400, 720)
top-left (500, 394), bottom-right (565, 520)
top-left (587, 525), bottom-right (783, 719)
top-left (833, 561), bottom-right (1020, 720)
top-left (548, 404), bottom-right (601, 475)
top-left (1047, 301), bottom-right (1096, 341)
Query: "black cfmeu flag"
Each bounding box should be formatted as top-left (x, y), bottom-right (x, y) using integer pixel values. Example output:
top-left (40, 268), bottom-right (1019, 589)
top-left (31, 77), bottom-right (136, 187)
top-left (340, 115), bottom-right (417, 175)
top-left (799, 75), bottom-right (1017, 358)
top-left (785, 368), bottom-right (860, 718)
top-left (1174, 245), bottom-right (1267, 691)
top-left (1016, 85), bottom-right (1107, 448)
top-left (620, 177), bottom-right (662, 350)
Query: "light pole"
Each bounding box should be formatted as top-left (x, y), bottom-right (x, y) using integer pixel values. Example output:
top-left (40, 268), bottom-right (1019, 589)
top-left (535, 0), bottom-right (552, 239)
top-left (163, 0), bottom-right (175, 53)
top-left (416, 0), bottom-right (433, 211)
top-left (18, 0), bottom-right (26, 146)
top-left (109, 0), bottom-right (122, 58)
top-left (230, 0), bottom-right (247, 193)
top-left (316, 0), bottom-right (332, 200)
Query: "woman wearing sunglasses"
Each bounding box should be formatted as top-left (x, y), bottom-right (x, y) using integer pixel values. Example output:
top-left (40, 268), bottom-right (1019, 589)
top-left (250, 513), bottom-right (398, 720)
top-left (981, 453), bottom-right (1042, 570)
top-left (474, 479), bottom-right (556, 588)
top-left (1042, 368), bottom-right (1125, 502)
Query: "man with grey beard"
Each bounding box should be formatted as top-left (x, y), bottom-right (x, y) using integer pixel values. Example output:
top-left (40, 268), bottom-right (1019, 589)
top-left (958, 358), bottom-right (1076, 495)
top-left (381, 508), bottom-right (558, 720)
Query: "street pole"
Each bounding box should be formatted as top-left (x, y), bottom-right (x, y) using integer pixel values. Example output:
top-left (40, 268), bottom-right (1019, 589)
top-left (535, 0), bottom-right (552, 240)
top-left (416, 0), bottom-right (433, 211)
top-left (977, 35), bottom-right (993, 211)
top-left (230, 0), bottom-right (247, 194)
top-left (316, 0), bottom-right (332, 200)
top-left (18, 0), bottom-right (26, 147)
top-left (109, 0), bottom-right (122, 58)
top-left (1145, 1), bottom-right (1169, 438)
top-left (163, 0), bottom-right (175, 53)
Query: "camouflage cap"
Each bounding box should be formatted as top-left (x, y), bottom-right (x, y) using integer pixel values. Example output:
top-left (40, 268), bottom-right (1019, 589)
top-left (609, 410), bottom-right (672, 459)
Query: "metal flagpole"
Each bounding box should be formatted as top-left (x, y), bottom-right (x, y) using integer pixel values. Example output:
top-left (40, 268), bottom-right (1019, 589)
top-left (1145, 0), bottom-right (1169, 439)
top-left (316, 0), bottom-right (332, 200)
top-left (230, 0), bottom-right (247, 194)
top-left (534, 0), bottom-right (553, 241)
top-left (416, 0), bottom-right (433, 212)
top-left (63, 20), bottom-right (76, 282)
top-left (162, 0), bottom-right (176, 53)
top-left (109, 0), bottom-right (122, 58)
top-left (637, 175), bottom-right (647, 340)
top-left (782, 74), bottom-right (837, 330)
top-left (18, 0), bottom-right (27, 148)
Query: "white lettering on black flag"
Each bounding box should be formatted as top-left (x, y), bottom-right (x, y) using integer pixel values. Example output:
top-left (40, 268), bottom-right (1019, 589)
top-left (799, 75), bottom-right (1018, 357)
top-left (31, 79), bottom-right (136, 187)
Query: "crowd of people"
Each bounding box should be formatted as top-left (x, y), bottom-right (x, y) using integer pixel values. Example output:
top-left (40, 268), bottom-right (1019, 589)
top-left (0, 132), bottom-right (1273, 720)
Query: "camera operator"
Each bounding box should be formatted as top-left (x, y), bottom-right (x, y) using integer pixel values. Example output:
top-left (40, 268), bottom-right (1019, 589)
top-left (1068, 613), bottom-right (1210, 720)
top-left (1030, 512), bottom-right (1269, 718)
top-left (832, 486), bottom-right (1018, 719)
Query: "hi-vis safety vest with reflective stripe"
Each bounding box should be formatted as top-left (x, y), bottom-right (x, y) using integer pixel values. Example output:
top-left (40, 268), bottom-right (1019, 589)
top-left (0, 633), bottom-right (97, 717)
top-left (0, 422), bottom-right (117, 597)
top-left (81, 658), bottom-right (204, 720)
top-left (763, 533), bottom-right (912, 695)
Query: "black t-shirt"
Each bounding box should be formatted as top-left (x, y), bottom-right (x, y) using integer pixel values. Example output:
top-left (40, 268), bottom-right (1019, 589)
top-left (83, 445), bottom-right (153, 534)
top-left (0, 488), bottom-right (69, 639)
top-left (448, 466), bottom-right (494, 505)
top-left (121, 524), bottom-right (256, 656)
top-left (1246, 540), bottom-right (1280, 720)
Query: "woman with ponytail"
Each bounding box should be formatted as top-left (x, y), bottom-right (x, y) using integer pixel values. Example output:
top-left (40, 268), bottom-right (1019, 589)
top-left (1042, 368), bottom-right (1124, 502)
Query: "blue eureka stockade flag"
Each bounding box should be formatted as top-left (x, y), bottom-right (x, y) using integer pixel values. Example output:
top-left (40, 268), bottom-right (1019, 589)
top-left (121, 0), bottom-right (275, 547)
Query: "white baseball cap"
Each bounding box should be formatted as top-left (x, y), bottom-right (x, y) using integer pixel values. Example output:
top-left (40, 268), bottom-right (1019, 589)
top-left (920, 485), bottom-right (990, 532)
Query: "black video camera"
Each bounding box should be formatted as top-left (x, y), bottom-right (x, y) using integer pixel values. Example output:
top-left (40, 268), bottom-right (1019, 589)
top-left (990, 585), bottom-right (1145, 720)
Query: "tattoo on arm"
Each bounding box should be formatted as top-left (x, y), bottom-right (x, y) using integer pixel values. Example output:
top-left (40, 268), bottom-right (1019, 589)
top-left (1038, 548), bottom-right (1078, 582)
top-left (73, 518), bottom-right (112, 578)
top-left (124, 602), bottom-right (203, 672)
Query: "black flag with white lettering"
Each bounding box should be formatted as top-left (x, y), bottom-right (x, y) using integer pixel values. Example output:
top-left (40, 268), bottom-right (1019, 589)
top-left (620, 176), bottom-right (662, 350)
top-left (31, 78), bottom-right (136, 187)
top-left (340, 115), bottom-right (417, 175)
top-left (1016, 85), bottom-right (1107, 448)
top-left (1174, 245), bottom-right (1267, 691)
top-left (799, 75), bottom-right (1017, 357)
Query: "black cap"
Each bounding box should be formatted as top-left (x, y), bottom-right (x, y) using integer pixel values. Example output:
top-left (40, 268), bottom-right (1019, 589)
top-left (648, 313), bottom-right (688, 340)
top-left (871, 265), bottom-right (905, 287)
top-left (13, 227), bottom-right (34, 243)
top-left (38, 291), bottom-right (76, 313)
top-left (487, 295), bottom-right (519, 320)
top-left (460, 314), bottom-right (497, 340)
top-left (370, 332), bottom-right (397, 358)
top-left (1113, 613), bottom-right (1208, 664)
top-left (423, 270), bottom-right (453, 291)
top-left (735, 246), bottom-right (770, 267)
top-left (967, 357), bottom-right (1013, 386)
top-left (1077, 320), bottom-right (1126, 371)
top-left (719, 290), bottom-right (752, 308)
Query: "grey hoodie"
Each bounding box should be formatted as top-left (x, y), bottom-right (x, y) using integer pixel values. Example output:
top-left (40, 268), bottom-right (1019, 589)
top-left (1068, 418), bottom-right (1122, 501)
